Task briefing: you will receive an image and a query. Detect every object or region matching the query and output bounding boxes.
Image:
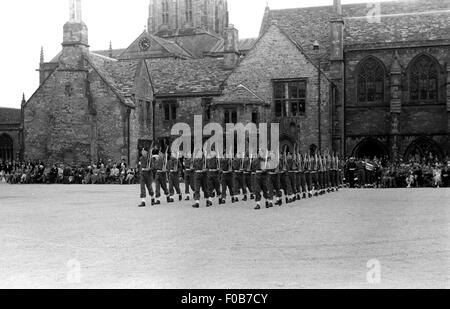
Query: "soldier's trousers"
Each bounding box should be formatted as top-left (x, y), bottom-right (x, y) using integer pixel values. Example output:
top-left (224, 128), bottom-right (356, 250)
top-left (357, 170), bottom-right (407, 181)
top-left (318, 171), bottom-right (324, 190)
top-left (325, 171), bottom-right (330, 189)
top-left (269, 172), bottom-right (282, 198)
top-left (155, 171), bottom-right (169, 198)
top-left (221, 172), bottom-right (234, 199)
top-left (184, 170), bottom-right (194, 194)
top-left (169, 171), bottom-right (181, 196)
top-left (244, 172), bottom-right (253, 195)
top-left (140, 170), bottom-right (154, 199)
top-left (233, 171), bottom-right (246, 195)
top-left (207, 171), bottom-right (221, 198)
top-left (305, 172), bottom-right (312, 192)
top-left (331, 170), bottom-right (337, 188)
top-left (193, 171), bottom-right (208, 201)
top-left (311, 172), bottom-right (318, 190)
top-left (288, 171), bottom-right (298, 194)
top-left (280, 172), bottom-right (293, 196)
top-left (299, 172), bottom-right (307, 193)
top-left (254, 172), bottom-right (273, 202)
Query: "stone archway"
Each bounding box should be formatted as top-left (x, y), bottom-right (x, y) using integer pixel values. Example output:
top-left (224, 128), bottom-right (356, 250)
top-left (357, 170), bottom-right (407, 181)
top-left (0, 134), bottom-right (14, 161)
top-left (280, 134), bottom-right (295, 154)
top-left (352, 137), bottom-right (388, 159)
top-left (404, 137), bottom-right (443, 161)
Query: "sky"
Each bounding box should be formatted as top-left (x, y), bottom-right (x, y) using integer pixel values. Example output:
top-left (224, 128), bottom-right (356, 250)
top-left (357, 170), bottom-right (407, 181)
top-left (0, 0), bottom-right (391, 109)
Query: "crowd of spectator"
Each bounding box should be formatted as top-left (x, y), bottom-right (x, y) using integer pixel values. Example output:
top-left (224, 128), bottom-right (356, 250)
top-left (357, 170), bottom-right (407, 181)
top-left (344, 155), bottom-right (450, 189)
top-left (0, 159), bottom-right (139, 185)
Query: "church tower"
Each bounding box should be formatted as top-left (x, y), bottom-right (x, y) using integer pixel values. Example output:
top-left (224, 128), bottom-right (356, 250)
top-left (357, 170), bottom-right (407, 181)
top-left (61, 0), bottom-right (89, 69)
top-left (148, 0), bottom-right (229, 38)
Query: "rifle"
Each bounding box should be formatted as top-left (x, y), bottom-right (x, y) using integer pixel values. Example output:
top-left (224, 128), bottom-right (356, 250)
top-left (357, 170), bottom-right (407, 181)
top-left (163, 146), bottom-right (169, 171)
top-left (240, 152), bottom-right (245, 170)
top-left (264, 150), bottom-right (269, 170)
top-left (146, 141), bottom-right (154, 170)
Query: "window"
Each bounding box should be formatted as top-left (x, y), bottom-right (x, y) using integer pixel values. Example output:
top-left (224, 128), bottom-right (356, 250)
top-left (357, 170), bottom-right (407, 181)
top-left (357, 57), bottom-right (385, 104)
top-left (252, 110), bottom-right (259, 124)
top-left (224, 109), bottom-right (237, 124)
top-left (202, 98), bottom-right (212, 121)
top-left (409, 54), bottom-right (439, 102)
top-left (163, 100), bottom-right (177, 121)
top-left (162, 0), bottom-right (169, 24)
top-left (273, 80), bottom-right (307, 117)
top-left (185, 0), bottom-right (193, 23)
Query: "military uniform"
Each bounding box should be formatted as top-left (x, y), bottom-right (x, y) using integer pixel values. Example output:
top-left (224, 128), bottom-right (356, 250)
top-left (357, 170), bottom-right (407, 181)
top-left (220, 156), bottom-right (234, 203)
top-left (183, 156), bottom-right (194, 200)
top-left (192, 154), bottom-right (209, 208)
top-left (268, 154), bottom-right (282, 206)
top-left (252, 153), bottom-right (273, 209)
top-left (280, 154), bottom-right (293, 203)
top-left (232, 155), bottom-right (246, 202)
top-left (298, 155), bottom-right (308, 199)
top-left (243, 155), bottom-right (254, 200)
top-left (153, 153), bottom-right (169, 204)
top-left (138, 150), bottom-right (155, 207)
top-left (167, 155), bottom-right (182, 202)
top-left (206, 155), bottom-right (221, 205)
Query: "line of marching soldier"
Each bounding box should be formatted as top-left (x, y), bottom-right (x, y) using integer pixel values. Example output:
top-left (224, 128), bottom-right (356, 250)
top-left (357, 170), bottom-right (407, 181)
top-left (138, 147), bottom-right (345, 210)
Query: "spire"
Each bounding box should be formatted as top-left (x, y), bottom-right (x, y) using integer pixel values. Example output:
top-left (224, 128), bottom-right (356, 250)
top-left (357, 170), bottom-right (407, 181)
top-left (109, 41), bottom-right (113, 58)
top-left (21, 93), bottom-right (26, 106)
top-left (40, 46), bottom-right (44, 64)
top-left (69, 0), bottom-right (82, 22)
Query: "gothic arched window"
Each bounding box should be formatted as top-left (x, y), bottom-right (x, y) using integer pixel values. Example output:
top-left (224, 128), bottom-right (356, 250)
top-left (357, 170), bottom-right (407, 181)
top-left (357, 57), bottom-right (385, 104)
top-left (409, 54), bottom-right (439, 102)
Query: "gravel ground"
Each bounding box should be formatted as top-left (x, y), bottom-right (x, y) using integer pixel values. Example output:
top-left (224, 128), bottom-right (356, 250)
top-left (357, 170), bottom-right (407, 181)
top-left (0, 184), bottom-right (449, 289)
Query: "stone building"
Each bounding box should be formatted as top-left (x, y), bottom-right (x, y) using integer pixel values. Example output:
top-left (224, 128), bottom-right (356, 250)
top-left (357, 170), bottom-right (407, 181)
top-left (17, 0), bottom-right (450, 165)
top-left (261, 0), bottom-right (450, 160)
top-left (0, 102), bottom-right (23, 162)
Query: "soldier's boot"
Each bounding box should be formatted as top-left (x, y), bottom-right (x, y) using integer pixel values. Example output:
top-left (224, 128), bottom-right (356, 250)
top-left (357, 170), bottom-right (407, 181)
top-left (219, 198), bottom-right (225, 205)
top-left (138, 201), bottom-right (146, 208)
top-left (266, 201), bottom-right (273, 209)
top-left (303, 193), bottom-right (307, 199)
top-left (185, 195), bottom-right (190, 201)
top-left (151, 199), bottom-right (156, 206)
top-left (275, 198), bottom-right (282, 206)
top-left (167, 196), bottom-right (174, 203)
top-left (192, 201), bottom-right (200, 208)
top-left (242, 195), bottom-right (248, 202)
top-left (254, 203), bottom-right (261, 210)
top-left (154, 199), bottom-right (161, 205)
top-left (250, 194), bottom-right (255, 200)
top-left (296, 194), bottom-right (301, 200)
top-left (206, 199), bottom-right (213, 207)
top-left (178, 194), bottom-right (183, 202)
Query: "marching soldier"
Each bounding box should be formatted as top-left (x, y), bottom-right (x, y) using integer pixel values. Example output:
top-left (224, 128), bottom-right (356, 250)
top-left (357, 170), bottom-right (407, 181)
top-left (183, 152), bottom-right (194, 201)
top-left (138, 147), bottom-right (155, 207)
top-left (206, 151), bottom-right (222, 206)
top-left (267, 151), bottom-right (282, 206)
top-left (167, 152), bottom-right (182, 203)
top-left (305, 154), bottom-right (313, 198)
top-left (298, 154), bottom-right (308, 199)
top-left (289, 152), bottom-right (299, 201)
top-left (232, 153), bottom-right (245, 203)
top-left (252, 150), bottom-right (274, 210)
top-left (280, 151), bottom-right (294, 204)
top-left (153, 148), bottom-right (170, 205)
top-left (192, 149), bottom-right (209, 208)
top-left (243, 152), bottom-right (254, 201)
top-left (311, 153), bottom-right (319, 197)
top-left (220, 152), bottom-right (234, 204)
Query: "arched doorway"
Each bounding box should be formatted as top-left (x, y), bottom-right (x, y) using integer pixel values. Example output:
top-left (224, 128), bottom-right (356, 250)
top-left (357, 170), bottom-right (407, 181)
top-left (0, 134), bottom-right (14, 161)
top-left (280, 134), bottom-right (295, 154)
top-left (352, 137), bottom-right (388, 159)
top-left (404, 137), bottom-right (443, 161)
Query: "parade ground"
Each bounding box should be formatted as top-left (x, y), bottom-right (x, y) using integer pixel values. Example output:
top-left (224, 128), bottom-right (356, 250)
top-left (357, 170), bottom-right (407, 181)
top-left (0, 184), bottom-right (449, 289)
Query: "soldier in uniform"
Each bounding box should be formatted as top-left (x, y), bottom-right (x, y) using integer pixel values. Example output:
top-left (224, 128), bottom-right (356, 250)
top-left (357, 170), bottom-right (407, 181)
top-left (206, 151), bottom-right (221, 206)
top-left (183, 152), bottom-right (194, 201)
top-left (289, 152), bottom-right (299, 201)
top-left (280, 151), bottom-right (294, 204)
top-left (220, 152), bottom-right (234, 204)
top-left (267, 151), bottom-right (283, 206)
top-left (192, 149), bottom-right (209, 208)
top-left (232, 153), bottom-right (246, 203)
top-left (152, 148), bottom-right (170, 205)
top-left (347, 157), bottom-right (357, 188)
top-left (298, 154), bottom-right (308, 199)
top-left (318, 154), bottom-right (325, 195)
top-left (305, 154), bottom-right (313, 198)
top-left (243, 152), bottom-right (254, 201)
top-left (311, 154), bottom-right (320, 197)
top-left (252, 150), bottom-right (274, 210)
top-left (167, 152), bottom-right (182, 203)
top-left (138, 147), bottom-right (155, 207)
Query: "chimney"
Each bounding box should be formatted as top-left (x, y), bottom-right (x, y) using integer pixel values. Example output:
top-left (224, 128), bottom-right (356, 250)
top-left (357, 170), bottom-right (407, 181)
top-left (223, 24), bottom-right (239, 70)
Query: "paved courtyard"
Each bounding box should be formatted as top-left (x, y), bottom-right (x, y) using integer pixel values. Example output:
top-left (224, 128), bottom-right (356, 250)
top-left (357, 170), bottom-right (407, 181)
top-left (0, 184), bottom-right (449, 289)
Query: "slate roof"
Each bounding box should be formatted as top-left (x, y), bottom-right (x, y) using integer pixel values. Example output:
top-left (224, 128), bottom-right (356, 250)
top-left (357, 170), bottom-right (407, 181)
top-left (86, 53), bottom-right (138, 107)
top-left (263, 0), bottom-right (450, 62)
top-left (209, 38), bottom-right (258, 54)
top-left (145, 58), bottom-right (232, 95)
top-left (213, 84), bottom-right (266, 105)
top-left (0, 108), bottom-right (21, 123)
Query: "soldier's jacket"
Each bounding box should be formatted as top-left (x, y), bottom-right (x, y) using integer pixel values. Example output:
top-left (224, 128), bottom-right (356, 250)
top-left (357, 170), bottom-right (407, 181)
top-left (139, 155), bottom-right (151, 171)
top-left (167, 157), bottom-right (180, 172)
top-left (184, 158), bottom-right (193, 171)
top-left (266, 156), bottom-right (278, 172)
top-left (292, 156), bottom-right (299, 170)
top-left (298, 157), bottom-right (305, 172)
top-left (286, 156), bottom-right (294, 171)
top-left (220, 157), bottom-right (232, 172)
top-left (251, 156), bottom-right (265, 172)
top-left (152, 155), bottom-right (165, 171)
top-left (232, 157), bottom-right (242, 171)
top-left (244, 157), bottom-right (252, 172)
top-left (206, 157), bottom-right (219, 170)
top-left (193, 157), bottom-right (204, 171)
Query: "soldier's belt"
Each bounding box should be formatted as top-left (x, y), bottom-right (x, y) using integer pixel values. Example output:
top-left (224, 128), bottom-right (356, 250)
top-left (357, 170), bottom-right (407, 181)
top-left (223, 171), bottom-right (232, 174)
top-left (156, 170), bottom-right (166, 173)
top-left (195, 171), bottom-right (205, 173)
top-left (208, 169), bottom-right (219, 172)
top-left (142, 168), bottom-right (151, 172)
top-left (169, 170), bottom-right (179, 173)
